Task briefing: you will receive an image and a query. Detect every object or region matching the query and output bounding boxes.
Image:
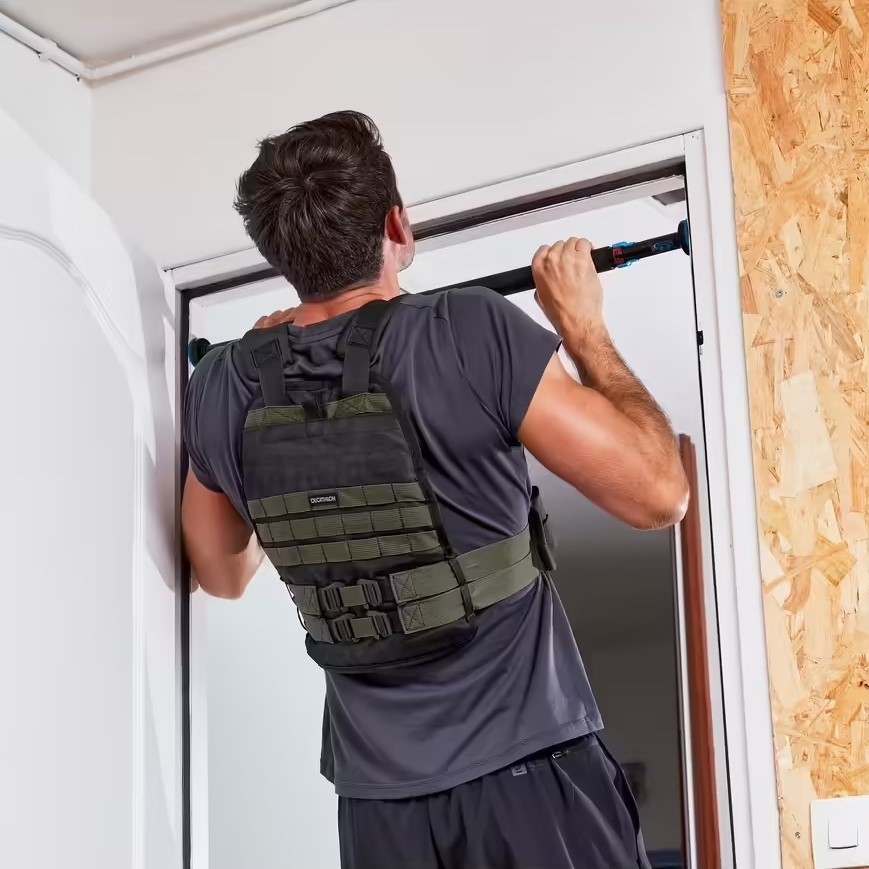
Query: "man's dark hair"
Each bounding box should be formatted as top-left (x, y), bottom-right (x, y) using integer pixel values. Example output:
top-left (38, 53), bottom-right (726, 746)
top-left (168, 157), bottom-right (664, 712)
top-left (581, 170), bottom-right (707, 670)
top-left (234, 111), bottom-right (402, 302)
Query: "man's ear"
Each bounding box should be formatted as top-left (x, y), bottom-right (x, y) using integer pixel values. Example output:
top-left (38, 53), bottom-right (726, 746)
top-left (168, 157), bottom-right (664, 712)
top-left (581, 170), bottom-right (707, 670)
top-left (385, 206), bottom-right (412, 246)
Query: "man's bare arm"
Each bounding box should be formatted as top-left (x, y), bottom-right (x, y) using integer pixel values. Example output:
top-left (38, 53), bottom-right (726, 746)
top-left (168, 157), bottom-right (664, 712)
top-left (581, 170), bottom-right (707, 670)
top-left (181, 312), bottom-right (296, 598)
top-left (182, 470), bottom-right (264, 599)
top-left (519, 238), bottom-right (688, 531)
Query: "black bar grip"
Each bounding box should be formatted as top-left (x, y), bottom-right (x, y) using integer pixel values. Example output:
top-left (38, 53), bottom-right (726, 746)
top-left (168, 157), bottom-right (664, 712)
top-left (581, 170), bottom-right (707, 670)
top-left (187, 338), bottom-right (214, 366)
top-left (591, 246), bottom-right (618, 273)
top-left (435, 238), bottom-right (640, 297)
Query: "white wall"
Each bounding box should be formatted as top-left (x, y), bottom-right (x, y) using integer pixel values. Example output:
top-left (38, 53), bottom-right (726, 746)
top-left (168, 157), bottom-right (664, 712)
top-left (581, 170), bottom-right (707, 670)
top-left (0, 33), bottom-right (91, 188)
top-left (91, 0), bottom-right (725, 267)
top-left (582, 639), bottom-right (683, 854)
top-left (0, 100), bottom-right (180, 869)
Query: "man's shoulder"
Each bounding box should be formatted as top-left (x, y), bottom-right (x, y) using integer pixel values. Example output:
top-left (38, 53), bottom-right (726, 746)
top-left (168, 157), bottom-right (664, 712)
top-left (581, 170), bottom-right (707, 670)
top-left (189, 342), bottom-right (230, 394)
top-left (394, 291), bottom-right (443, 317)
top-left (188, 341), bottom-right (251, 424)
top-left (385, 289), bottom-right (521, 377)
top-left (395, 287), bottom-right (506, 327)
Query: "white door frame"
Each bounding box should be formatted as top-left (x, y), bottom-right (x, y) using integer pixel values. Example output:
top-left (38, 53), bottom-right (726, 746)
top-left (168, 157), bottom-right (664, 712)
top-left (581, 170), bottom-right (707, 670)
top-left (172, 128), bottom-right (780, 869)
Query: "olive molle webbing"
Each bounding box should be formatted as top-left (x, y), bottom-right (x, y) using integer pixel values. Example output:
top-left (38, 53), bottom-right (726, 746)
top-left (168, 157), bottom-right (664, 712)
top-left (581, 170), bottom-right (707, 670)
top-left (238, 298), bottom-right (553, 673)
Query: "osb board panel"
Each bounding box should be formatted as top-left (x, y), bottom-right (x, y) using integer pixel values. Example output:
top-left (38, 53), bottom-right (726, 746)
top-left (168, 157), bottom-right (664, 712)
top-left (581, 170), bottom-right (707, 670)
top-left (721, 1), bottom-right (869, 867)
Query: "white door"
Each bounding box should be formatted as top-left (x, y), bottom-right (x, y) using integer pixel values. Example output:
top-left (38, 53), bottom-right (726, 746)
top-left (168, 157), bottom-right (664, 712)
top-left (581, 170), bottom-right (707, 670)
top-left (0, 110), bottom-right (180, 869)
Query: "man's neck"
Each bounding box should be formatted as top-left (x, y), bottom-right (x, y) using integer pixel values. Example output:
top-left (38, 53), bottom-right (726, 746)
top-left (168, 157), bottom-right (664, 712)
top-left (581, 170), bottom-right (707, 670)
top-left (293, 282), bottom-right (399, 327)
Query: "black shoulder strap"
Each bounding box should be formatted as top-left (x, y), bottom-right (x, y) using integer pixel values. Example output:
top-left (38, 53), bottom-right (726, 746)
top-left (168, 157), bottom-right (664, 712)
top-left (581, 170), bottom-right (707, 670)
top-left (341, 299), bottom-right (398, 396)
top-left (238, 327), bottom-right (292, 406)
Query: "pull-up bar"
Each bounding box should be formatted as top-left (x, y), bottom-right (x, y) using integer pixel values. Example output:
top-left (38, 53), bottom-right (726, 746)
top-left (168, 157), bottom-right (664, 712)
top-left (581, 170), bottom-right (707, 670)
top-left (188, 219), bottom-right (691, 366)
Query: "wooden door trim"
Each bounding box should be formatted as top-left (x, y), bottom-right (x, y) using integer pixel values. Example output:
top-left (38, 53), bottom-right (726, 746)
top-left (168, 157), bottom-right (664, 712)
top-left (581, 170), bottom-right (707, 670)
top-left (680, 433), bottom-right (721, 869)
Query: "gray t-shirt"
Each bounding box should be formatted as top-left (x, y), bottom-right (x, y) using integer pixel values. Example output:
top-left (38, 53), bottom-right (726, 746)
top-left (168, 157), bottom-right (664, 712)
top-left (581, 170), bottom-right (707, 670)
top-left (184, 288), bottom-right (602, 799)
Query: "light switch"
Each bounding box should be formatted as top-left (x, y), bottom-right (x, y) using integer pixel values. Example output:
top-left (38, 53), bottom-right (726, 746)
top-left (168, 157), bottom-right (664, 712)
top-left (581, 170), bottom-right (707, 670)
top-left (829, 814), bottom-right (858, 849)
top-left (812, 796), bottom-right (869, 869)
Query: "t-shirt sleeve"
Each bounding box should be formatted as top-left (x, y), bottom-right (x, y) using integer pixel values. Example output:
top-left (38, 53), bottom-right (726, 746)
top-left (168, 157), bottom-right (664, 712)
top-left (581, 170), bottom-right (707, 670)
top-left (446, 287), bottom-right (561, 440)
top-left (183, 353), bottom-right (223, 493)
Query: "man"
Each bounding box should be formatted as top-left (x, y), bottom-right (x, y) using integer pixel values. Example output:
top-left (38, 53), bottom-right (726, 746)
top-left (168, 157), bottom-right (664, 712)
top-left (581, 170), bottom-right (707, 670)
top-left (183, 110), bottom-right (688, 869)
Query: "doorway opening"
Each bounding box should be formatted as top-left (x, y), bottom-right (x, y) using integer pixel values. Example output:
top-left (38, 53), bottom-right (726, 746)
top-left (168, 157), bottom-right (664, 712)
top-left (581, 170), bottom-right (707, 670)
top-left (177, 148), bottom-right (732, 869)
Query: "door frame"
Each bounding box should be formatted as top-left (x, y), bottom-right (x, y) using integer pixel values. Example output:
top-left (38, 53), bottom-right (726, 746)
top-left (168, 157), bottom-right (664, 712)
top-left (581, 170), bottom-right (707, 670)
top-left (172, 130), bottom-right (779, 869)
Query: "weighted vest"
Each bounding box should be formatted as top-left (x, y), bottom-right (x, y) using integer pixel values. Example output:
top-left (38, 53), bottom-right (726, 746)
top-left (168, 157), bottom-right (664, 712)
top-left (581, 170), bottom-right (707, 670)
top-left (237, 298), bottom-right (556, 673)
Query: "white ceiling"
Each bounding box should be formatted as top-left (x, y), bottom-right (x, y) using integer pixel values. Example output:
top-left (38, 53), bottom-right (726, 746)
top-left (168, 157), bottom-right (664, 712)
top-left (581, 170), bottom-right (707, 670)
top-left (0, 0), bottom-right (309, 65)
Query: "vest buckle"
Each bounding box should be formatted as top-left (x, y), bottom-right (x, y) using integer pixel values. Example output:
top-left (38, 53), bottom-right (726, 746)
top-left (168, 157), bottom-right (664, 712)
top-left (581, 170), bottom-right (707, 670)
top-left (369, 610), bottom-right (393, 639)
top-left (320, 583), bottom-right (345, 616)
top-left (331, 614), bottom-right (356, 642)
top-left (357, 578), bottom-right (383, 608)
top-left (329, 610), bottom-right (393, 643)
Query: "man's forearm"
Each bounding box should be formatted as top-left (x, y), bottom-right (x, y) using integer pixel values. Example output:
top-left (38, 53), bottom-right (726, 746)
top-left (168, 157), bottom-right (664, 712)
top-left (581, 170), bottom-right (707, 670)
top-left (563, 324), bottom-right (680, 469)
top-left (182, 470), bottom-right (266, 599)
top-left (529, 237), bottom-right (688, 528)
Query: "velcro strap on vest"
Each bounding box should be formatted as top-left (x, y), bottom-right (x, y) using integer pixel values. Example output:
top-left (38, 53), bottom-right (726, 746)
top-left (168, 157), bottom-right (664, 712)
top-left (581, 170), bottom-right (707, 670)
top-left (389, 528), bottom-right (533, 603)
top-left (397, 550), bottom-right (539, 634)
top-left (259, 504), bottom-right (435, 546)
top-left (249, 481), bottom-right (426, 521)
top-left (246, 392), bottom-right (393, 431)
top-left (269, 530), bottom-right (442, 567)
top-left (292, 526), bottom-right (539, 643)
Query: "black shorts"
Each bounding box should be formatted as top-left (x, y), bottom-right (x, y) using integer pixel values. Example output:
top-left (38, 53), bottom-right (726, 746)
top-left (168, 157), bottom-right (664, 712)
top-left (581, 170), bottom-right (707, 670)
top-left (338, 733), bottom-right (652, 869)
